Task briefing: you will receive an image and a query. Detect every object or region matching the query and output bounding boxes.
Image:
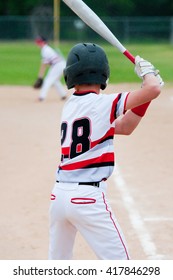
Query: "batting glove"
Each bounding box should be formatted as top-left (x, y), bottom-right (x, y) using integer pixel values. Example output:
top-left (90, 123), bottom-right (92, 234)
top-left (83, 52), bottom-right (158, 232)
top-left (135, 55), bottom-right (155, 78)
top-left (135, 55), bottom-right (164, 87)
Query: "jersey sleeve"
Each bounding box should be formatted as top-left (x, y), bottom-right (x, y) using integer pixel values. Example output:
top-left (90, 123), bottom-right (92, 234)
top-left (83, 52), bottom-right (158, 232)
top-left (110, 92), bottom-right (129, 123)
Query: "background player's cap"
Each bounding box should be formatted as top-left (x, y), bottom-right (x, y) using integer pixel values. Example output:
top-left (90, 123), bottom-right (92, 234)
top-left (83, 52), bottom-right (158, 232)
top-left (35, 36), bottom-right (47, 45)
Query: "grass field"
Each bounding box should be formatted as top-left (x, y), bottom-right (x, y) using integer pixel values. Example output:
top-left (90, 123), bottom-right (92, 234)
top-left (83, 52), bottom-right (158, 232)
top-left (0, 41), bottom-right (173, 85)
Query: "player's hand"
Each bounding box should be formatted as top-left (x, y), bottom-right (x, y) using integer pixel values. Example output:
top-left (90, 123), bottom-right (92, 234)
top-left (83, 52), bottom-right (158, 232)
top-left (135, 55), bottom-right (164, 87)
top-left (135, 55), bottom-right (155, 78)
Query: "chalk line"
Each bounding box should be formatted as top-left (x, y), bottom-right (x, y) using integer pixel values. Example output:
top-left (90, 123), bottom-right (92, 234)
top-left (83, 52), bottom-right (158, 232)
top-left (112, 165), bottom-right (164, 260)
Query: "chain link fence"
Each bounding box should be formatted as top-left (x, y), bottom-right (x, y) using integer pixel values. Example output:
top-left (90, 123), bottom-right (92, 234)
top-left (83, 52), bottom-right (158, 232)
top-left (0, 16), bottom-right (173, 43)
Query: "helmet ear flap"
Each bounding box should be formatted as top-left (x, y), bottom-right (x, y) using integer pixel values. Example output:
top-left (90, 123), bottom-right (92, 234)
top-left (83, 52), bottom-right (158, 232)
top-left (64, 43), bottom-right (110, 89)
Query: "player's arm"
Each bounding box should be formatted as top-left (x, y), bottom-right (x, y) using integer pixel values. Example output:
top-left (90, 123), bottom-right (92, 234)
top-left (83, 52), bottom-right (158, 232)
top-left (125, 56), bottom-right (163, 111)
top-left (38, 63), bottom-right (47, 79)
top-left (115, 100), bottom-right (151, 135)
top-left (115, 110), bottom-right (142, 135)
top-left (33, 63), bottom-right (47, 89)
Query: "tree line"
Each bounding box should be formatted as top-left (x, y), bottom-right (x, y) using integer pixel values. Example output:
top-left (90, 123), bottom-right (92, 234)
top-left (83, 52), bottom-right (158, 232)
top-left (0, 0), bottom-right (173, 16)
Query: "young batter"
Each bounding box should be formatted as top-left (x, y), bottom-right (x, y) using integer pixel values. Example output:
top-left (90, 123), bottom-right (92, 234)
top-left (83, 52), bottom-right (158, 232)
top-left (48, 43), bottom-right (163, 259)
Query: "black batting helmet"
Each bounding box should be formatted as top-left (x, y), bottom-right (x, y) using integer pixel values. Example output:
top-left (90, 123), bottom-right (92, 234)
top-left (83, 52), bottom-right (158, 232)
top-left (63, 43), bottom-right (110, 90)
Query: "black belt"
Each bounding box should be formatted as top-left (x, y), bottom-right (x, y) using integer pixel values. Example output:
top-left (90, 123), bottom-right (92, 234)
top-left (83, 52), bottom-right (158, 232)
top-left (56, 181), bottom-right (100, 187)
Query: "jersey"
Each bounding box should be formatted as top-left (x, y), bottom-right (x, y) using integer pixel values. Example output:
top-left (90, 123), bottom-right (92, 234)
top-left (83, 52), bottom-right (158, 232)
top-left (41, 44), bottom-right (64, 65)
top-left (56, 90), bottom-right (129, 183)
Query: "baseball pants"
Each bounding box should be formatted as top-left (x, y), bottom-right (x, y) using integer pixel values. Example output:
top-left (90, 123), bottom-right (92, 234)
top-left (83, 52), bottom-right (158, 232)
top-left (39, 61), bottom-right (66, 100)
top-left (48, 181), bottom-right (130, 260)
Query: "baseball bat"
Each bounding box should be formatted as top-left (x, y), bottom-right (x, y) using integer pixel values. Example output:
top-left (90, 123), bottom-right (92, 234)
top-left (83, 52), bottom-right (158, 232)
top-left (62, 0), bottom-right (135, 64)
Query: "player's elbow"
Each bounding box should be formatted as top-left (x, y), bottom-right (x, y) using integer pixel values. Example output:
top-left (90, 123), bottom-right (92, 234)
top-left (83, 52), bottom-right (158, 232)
top-left (150, 83), bottom-right (161, 100)
top-left (143, 74), bottom-right (162, 100)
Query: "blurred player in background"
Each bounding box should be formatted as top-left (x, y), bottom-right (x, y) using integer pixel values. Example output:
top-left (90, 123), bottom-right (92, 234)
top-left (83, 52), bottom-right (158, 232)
top-left (33, 36), bottom-right (67, 101)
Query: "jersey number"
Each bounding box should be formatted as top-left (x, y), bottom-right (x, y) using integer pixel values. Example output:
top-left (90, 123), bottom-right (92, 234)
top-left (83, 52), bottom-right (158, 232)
top-left (61, 118), bottom-right (91, 159)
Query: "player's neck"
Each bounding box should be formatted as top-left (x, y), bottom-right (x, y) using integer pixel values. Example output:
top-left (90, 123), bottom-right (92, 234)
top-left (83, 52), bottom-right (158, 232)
top-left (75, 84), bottom-right (101, 94)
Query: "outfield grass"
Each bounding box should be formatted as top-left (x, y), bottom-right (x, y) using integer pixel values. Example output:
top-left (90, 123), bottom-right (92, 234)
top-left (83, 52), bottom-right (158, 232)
top-left (0, 41), bottom-right (172, 85)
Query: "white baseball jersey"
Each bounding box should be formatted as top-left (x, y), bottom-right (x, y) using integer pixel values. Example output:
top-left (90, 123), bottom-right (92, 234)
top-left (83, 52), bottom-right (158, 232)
top-left (56, 90), bottom-right (129, 183)
top-left (41, 44), bottom-right (64, 65)
top-left (39, 44), bottom-right (66, 100)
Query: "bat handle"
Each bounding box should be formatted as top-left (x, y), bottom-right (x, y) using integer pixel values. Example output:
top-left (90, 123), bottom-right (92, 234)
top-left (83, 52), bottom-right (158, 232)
top-left (123, 50), bottom-right (135, 64)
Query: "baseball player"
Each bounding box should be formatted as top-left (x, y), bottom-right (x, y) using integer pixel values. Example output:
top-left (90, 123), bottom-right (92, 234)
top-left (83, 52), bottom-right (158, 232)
top-left (48, 43), bottom-right (163, 260)
top-left (33, 36), bottom-right (67, 101)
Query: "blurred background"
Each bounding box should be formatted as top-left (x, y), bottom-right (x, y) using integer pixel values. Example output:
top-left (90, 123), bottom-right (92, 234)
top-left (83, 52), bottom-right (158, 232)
top-left (0, 0), bottom-right (173, 44)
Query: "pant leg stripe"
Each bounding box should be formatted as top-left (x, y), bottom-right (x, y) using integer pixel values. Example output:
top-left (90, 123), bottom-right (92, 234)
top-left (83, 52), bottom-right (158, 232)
top-left (102, 192), bottom-right (130, 260)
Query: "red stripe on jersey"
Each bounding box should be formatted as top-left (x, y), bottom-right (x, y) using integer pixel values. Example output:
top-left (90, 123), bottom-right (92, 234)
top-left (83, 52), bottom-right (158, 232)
top-left (91, 127), bottom-right (114, 148)
top-left (60, 152), bottom-right (114, 171)
top-left (110, 94), bottom-right (122, 124)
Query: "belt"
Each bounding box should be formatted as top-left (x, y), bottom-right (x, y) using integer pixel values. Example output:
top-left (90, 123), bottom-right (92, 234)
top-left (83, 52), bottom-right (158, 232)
top-left (56, 181), bottom-right (100, 187)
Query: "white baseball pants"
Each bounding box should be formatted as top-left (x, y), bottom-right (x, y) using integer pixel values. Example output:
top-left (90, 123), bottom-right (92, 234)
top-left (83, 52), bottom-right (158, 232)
top-left (39, 61), bottom-right (66, 100)
top-left (48, 181), bottom-right (130, 260)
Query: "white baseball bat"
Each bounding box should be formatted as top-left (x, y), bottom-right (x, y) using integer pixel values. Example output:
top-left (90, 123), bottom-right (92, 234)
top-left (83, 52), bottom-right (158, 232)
top-left (62, 0), bottom-right (135, 64)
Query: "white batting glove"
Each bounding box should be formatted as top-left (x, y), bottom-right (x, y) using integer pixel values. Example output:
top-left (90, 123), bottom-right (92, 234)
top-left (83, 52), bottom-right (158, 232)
top-left (135, 55), bottom-right (164, 87)
top-left (135, 55), bottom-right (155, 78)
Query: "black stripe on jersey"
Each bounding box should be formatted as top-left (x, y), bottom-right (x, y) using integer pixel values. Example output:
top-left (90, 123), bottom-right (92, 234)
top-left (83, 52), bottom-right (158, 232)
top-left (82, 162), bottom-right (114, 169)
top-left (63, 155), bottom-right (69, 159)
top-left (98, 135), bottom-right (113, 144)
top-left (114, 93), bottom-right (122, 119)
top-left (58, 162), bottom-right (114, 171)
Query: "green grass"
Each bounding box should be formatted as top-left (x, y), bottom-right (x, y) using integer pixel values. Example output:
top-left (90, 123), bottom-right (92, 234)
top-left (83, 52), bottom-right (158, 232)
top-left (0, 41), bottom-right (172, 85)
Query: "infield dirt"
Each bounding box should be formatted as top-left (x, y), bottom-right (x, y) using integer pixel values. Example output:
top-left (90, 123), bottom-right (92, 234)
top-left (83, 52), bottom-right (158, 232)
top-left (0, 83), bottom-right (172, 260)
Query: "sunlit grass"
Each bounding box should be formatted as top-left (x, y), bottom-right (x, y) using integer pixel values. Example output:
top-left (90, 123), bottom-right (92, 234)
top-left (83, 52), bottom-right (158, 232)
top-left (0, 41), bottom-right (172, 85)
